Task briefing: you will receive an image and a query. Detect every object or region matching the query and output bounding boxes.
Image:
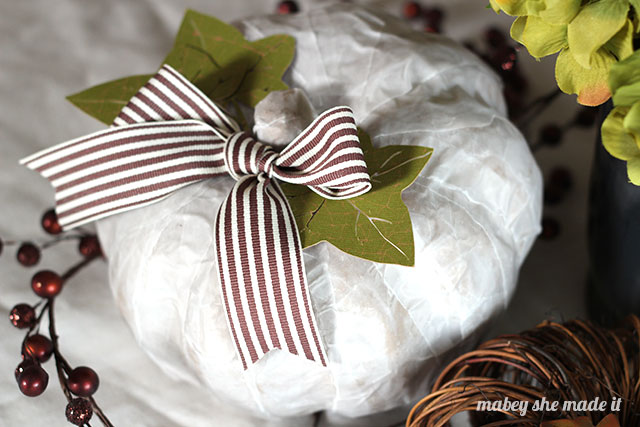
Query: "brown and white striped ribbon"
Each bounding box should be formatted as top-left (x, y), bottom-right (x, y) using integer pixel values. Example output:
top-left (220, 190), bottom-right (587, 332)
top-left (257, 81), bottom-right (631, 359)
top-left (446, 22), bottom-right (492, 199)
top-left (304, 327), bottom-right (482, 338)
top-left (21, 64), bottom-right (371, 369)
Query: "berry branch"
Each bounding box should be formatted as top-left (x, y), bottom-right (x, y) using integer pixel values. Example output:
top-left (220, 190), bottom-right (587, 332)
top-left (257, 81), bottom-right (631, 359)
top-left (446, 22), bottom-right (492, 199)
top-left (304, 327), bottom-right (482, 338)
top-left (6, 208), bottom-right (110, 426)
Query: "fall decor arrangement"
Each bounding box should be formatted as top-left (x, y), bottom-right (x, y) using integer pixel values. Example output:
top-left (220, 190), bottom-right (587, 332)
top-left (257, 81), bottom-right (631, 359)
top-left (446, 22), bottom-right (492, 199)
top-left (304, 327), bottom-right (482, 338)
top-left (406, 316), bottom-right (640, 426)
top-left (5, 2), bottom-right (545, 425)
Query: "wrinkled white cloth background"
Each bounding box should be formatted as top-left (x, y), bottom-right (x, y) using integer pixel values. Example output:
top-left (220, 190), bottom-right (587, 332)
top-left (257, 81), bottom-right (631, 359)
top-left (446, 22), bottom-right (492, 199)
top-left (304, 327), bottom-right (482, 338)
top-left (0, 1), bottom-right (592, 426)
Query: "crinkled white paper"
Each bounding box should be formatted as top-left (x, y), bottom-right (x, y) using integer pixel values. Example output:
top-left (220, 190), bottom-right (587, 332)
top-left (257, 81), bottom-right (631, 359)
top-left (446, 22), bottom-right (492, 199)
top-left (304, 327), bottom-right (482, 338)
top-left (97, 4), bottom-right (542, 425)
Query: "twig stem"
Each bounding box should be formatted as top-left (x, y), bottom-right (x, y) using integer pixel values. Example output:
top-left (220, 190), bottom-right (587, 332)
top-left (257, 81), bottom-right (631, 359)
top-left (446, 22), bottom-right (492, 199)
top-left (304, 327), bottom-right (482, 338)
top-left (48, 255), bottom-right (114, 427)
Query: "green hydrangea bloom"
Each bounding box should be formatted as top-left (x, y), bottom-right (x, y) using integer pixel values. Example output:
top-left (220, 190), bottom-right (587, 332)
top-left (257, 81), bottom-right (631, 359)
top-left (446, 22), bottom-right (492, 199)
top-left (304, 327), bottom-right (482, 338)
top-left (603, 51), bottom-right (640, 185)
top-left (489, 0), bottom-right (635, 106)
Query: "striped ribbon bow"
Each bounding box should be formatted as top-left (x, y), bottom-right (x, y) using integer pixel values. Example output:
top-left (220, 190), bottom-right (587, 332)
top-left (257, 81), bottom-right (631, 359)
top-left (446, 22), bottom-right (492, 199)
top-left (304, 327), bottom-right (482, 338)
top-left (21, 64), bottom-right (371, 369)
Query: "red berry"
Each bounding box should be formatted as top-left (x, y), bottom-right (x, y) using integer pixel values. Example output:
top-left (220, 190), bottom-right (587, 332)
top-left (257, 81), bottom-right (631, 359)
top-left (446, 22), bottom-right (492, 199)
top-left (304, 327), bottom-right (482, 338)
top-left (277, 1), bottom-right (299, 14)
top-left (544, 184), bottom-right (565, 205)
top-left (17, 364), bottom-right (48, 397)
top-left (490, 45), bottom-right (518, 72)
top-left (541, 217), bottom-right (560, 240)
top-left (41, 209), bottom-right (62, 235)
top-left (68, 366), bottom-right (100, 397)
top-left (424, 24), bottom-right (441, 34)
top-left (485, 27), bottom-right (506, 48)
top-left (78, 235), bottom-right (102, 258)
top-left (17, 243), bottom-right (40, 267)
top-left (424, 8), bottom-right (444, 26)
top-left (540, 124), bottom-right (563, 146)
top-left (575, 107), bottom-right (598, 127)
top-left (23, 334), bottom-right (53, 362)
top-left (9, 304), bottom-right (36, 329)
top-left (403, 1), bottom-right (421, 19)
top-left (549, 167), bottom-right (573, 191)
top-left (31, 270), bottom-right (63, 299)
top-left (15, 359), bottom-right (37, 382)
top-left (66, 398), bottom-right (93, 426)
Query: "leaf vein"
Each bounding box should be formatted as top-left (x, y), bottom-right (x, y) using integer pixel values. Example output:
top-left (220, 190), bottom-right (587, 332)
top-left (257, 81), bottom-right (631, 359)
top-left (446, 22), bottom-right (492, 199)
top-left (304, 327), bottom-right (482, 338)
top-left (372, 151), bottom-right (432, 179)
top-left (347, 200), bottom-right (408, 260)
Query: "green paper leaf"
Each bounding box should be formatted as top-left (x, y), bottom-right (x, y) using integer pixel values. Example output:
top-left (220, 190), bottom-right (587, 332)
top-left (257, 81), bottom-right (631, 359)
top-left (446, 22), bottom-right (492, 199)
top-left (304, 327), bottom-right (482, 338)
top-left (555, 47), bottom-right (613, 106)
top-left (610, 50), bottom-right (640, 106)
top-left (163, 9), bottom-right (295, 108)
top-left (511, 15), bottom-right (567, 58)
top-left (67, 10), bottom-right (295, 123)
top-left (282, 129), bottom-right (432, 267)
top-left (232, 35), bottom-right (294, 107)
top-left (567, 0), bottom-right (629, 69)
top-left (66, 75), bottom-right (152, 125)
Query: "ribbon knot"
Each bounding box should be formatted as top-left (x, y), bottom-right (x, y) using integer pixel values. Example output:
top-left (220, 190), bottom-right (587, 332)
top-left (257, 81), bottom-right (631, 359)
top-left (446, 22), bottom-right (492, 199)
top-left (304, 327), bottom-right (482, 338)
top-left (21, 64), bottom-right (372, 370)
top-left (224, 132), bottom-right (278, 180)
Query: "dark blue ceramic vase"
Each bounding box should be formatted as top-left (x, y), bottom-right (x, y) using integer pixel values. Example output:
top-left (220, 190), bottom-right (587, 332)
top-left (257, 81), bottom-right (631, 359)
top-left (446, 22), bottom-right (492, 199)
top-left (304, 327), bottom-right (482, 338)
top-left (588, 101), bottom-right (640, 325)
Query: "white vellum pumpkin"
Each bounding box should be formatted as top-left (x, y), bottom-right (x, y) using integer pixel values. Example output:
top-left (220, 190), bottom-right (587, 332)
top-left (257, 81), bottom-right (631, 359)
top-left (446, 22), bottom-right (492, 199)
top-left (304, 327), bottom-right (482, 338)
top-left (97, 4), bottom-right (542, 426)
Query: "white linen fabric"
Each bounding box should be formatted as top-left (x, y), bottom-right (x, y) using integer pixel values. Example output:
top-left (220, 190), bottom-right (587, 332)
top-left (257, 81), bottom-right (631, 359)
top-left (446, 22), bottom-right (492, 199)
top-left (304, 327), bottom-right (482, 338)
top-left (94, 4), bottom-right (543, 425)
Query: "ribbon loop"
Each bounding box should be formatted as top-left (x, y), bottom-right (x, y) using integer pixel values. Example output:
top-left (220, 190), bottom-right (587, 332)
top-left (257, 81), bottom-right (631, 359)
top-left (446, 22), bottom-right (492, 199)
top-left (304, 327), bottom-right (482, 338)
top-left (272, 106), bottom-right (372, 199)
top-left (21, 64), bottom-right (372, 370)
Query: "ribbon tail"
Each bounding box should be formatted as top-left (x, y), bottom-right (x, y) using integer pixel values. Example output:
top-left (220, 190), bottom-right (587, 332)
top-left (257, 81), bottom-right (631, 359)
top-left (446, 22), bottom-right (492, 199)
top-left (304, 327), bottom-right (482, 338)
top-left (19, 120), bottom-right (227, 231)
top-left (214, 175), bottom-right (327, 369)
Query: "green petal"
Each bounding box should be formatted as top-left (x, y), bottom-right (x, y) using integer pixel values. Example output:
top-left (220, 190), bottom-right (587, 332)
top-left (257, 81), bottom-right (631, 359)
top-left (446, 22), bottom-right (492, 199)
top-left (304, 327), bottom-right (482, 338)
top-left (555, 47), bottom-right (613, 106)
top-left (604, 20), bottom-right (634, 61)
top-left (490, 0), bottom-right (544, 16)
top-left (567, 0), bottom-right (629, 69)
top-left (627, 156), bottom-right (640, 185)
top-left (602, 106), bottom-right (638, 160)
top-left (537, 0), bottom-right (581, 24)
top-left (613, 83), bottom-right (640, 107)
top-left (610, 50), bottom-right (640, 106)
top-left (623, 102), bottom-right (640, 138)
top-left (510, 16), bottom-right (526, 44)
top-left (514, 15), bottom-right (567, 58)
